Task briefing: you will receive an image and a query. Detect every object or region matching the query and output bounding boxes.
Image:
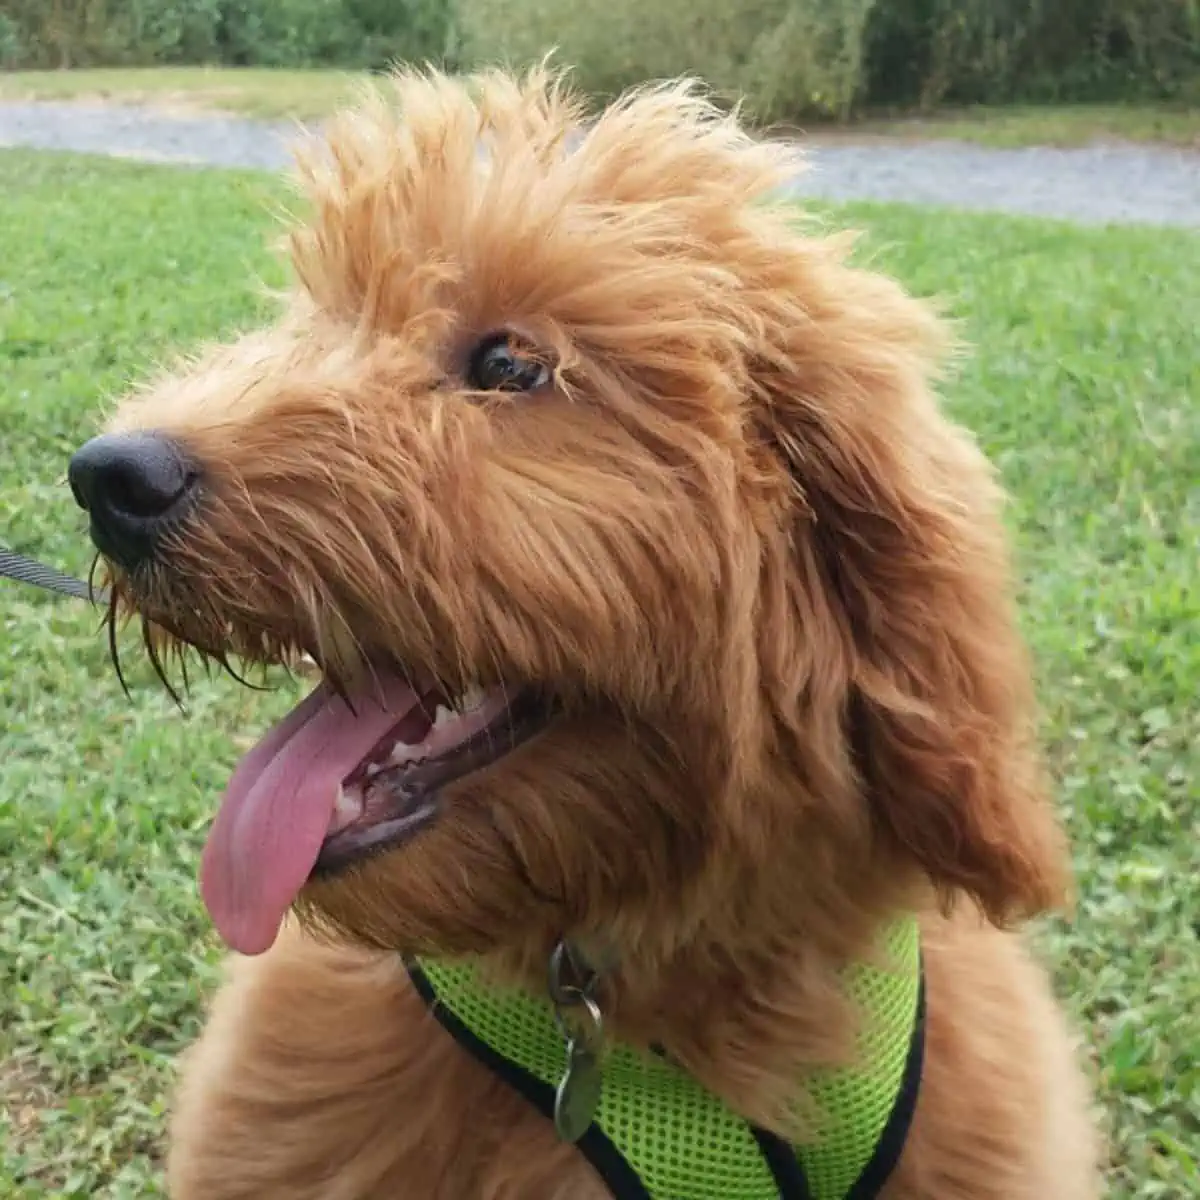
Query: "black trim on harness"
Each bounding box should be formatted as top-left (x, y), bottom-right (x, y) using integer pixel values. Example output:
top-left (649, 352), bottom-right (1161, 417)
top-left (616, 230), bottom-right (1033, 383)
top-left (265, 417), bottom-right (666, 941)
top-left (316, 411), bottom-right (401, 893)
top-left (406, 960), bottom-right (652, 1200)
top-left (405, 954), bottom-right (925, 1200)
top-left (844, 959), bottom-right (926, 1199)
top-left (750, 1125), bottom-right (813, 1198)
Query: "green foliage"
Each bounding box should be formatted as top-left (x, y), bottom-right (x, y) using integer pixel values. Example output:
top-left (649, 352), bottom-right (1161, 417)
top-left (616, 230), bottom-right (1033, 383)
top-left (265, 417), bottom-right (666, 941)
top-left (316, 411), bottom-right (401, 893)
top-left (217, 0), bottom-right (455, 69)
top-left (1, 0), bottom-right (457, 72)
top-left (864, 0), bottom-right (1200, 108)
top-left (459, 0), bottom-right (878, 119)
top-left (0, 15), bottom-right (24, 68)
top-left (2, 0), bottom-right (1196, 116)
top-left (0, 0), bottom-right (213, 66)
top-left (459, 0), bottom-right (1198, 120)
top-left (1, 148), bottom-right (1198, 1198)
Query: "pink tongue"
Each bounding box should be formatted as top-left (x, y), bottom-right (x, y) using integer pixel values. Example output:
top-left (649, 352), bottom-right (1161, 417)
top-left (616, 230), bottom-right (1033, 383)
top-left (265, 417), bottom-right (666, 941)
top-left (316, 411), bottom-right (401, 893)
top-left (200, 671), bottom-right (420, 955)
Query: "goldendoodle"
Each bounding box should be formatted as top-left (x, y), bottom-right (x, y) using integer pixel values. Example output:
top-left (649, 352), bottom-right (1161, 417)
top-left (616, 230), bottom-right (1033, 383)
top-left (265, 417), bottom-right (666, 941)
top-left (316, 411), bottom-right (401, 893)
top-left (70, 67), bottom-right (1100, 1199)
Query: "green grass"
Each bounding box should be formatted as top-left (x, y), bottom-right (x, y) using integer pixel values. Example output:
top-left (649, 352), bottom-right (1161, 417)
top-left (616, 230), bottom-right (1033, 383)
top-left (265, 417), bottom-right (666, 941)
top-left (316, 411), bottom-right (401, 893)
top-left (0, 150), bottom-right (1197, 1198)
top-left (0, 66), bottom-right (369, 122)
top-left (822, 102), bottom-right (1200, 149)
top-left (2, 67), bottom-right (1199, 148)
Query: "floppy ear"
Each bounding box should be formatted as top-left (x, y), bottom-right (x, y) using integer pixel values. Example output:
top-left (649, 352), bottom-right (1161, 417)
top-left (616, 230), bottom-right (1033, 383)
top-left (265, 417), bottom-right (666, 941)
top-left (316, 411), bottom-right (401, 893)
top-left (752, 245), bottom-right (1069, 926)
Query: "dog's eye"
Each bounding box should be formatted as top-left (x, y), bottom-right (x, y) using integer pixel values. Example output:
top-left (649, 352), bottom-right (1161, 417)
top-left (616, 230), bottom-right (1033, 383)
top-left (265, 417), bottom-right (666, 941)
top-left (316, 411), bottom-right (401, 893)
top-left (467, 334), bottom-right (551, 393)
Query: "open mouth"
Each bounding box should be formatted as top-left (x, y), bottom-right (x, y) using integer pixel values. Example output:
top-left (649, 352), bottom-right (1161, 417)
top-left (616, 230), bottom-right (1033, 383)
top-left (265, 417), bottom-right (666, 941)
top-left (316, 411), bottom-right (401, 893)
top-left (318, 683), bottom-right (547, 870)
top-left (198, 667), bottom-right (551, 957)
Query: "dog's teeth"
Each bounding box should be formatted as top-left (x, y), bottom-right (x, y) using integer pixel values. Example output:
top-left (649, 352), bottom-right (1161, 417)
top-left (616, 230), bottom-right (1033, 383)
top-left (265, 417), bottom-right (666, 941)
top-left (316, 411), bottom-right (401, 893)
top-left (365, 763), bottom-right (383, 779)
top-left (330, 783), bottom-right (366, 833)
top-left (433, 703), bottom-right (456, 729)
top-left (340, 781), bottom-right (365, 807)
top-left (388, 741), bottom-right (425, 765)
top-left (459, 685), bottom-right (486, 713)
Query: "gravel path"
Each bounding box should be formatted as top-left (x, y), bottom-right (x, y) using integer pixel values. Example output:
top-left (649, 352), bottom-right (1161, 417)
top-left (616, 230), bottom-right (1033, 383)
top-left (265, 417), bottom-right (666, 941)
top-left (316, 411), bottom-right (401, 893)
top-left (1, 99), bottom-right (1198, 227)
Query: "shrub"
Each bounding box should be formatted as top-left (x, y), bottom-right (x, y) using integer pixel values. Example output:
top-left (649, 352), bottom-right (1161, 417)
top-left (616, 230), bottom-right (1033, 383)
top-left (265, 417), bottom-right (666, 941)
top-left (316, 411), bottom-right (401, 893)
top-left (864, 0), bottom-right (1200, 108)
top-left (1, 0), bottom-right (1195, 116)
top-left (216, 0), bottom-right (359, 67)
top-left (1, 0), bottom-right (458, 72)
top-left (460, 0), bottom-right (1197, 120)
top-left (216, 0), bottom-right (456, 69)
top-left (0, 15), bottom-right (24, 68)
top-left (459, 0), bottom-right (880, 119)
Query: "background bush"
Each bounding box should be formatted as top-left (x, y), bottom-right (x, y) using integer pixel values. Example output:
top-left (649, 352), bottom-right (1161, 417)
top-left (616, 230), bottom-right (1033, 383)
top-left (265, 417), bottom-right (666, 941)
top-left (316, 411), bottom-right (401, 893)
top-left (1, 0), bottom-right (1197, 117)
top-left (864, 0), bottom-right (1200, 108)
top-left (459, 0), bottom-right (1199, 115)
top-left (0, 0), bottom-right (456, 71)
top-left (457, 0), bottom-right (878, 119)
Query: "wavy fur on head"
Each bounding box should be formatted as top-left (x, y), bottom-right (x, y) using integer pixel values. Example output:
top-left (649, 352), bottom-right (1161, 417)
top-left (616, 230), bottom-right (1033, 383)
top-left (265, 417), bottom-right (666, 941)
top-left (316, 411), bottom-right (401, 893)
top-left (99, 67), bottom-right (1098, 1198)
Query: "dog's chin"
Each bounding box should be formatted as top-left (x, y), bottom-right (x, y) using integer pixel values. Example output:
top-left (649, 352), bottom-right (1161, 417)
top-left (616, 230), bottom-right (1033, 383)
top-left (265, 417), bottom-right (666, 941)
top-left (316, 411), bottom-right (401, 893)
top-left (311, 684), bottom-right (554, 877)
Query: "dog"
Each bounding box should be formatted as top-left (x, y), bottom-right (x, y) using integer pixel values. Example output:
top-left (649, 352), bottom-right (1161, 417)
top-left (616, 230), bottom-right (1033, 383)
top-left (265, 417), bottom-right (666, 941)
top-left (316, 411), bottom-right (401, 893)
top-left (69, 67), bottom-right (1100, 1198)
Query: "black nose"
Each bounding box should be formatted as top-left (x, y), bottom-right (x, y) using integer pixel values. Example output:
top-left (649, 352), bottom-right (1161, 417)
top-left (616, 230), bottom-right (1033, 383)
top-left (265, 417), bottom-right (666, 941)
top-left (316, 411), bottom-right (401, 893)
top-left (69, 432), bottom-right (198, 570)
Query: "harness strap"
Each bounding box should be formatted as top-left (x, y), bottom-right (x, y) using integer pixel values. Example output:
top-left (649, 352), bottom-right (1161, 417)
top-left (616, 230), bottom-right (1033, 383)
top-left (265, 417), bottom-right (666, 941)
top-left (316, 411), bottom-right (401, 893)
top-left (406, 918), bottom-right (924, 1200)
top-left (844, 968), bottom-right (924, 1199)
top-left (408, 962), bottom-right (659, 1200)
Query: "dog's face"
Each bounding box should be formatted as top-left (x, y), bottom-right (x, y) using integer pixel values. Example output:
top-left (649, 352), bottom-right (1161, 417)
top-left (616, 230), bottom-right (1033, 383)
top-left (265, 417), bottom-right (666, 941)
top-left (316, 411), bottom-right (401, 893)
top-left (75, 70), bottom-right (1066, 969)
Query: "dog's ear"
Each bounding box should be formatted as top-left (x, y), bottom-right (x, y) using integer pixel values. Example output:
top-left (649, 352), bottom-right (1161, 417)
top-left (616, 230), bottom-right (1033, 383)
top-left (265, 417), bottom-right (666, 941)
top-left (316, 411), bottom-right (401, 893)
top-left (751, 252), bottom-right (1069, 926)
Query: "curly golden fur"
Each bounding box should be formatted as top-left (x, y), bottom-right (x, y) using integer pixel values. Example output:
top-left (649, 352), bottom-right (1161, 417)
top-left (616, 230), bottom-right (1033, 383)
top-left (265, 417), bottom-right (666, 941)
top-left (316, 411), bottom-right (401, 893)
top-left (97, 67), bottom-right (1100, 1198)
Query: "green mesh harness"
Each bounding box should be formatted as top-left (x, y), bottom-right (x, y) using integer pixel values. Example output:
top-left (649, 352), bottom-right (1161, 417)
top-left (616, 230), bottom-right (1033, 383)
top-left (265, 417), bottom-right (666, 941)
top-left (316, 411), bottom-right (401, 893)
top-left (406, 917), bottom-right (924, 1200)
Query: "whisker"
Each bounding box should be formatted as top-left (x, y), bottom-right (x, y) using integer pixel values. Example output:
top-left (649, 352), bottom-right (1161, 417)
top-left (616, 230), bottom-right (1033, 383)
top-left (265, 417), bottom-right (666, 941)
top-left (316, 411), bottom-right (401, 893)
top-left (106, 591), bottom-right (132, 700)
top-left (143, 618), bottom-right (184, 710)
top-left (219, 652), bottom-right (271, 692)
top-left (87, 554), bottom-right (107, 606)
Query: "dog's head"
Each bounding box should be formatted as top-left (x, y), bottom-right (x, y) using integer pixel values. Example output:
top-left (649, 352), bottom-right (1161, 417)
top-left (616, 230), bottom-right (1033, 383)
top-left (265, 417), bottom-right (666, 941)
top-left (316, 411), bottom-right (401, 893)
top-left (73, 69), bottom-right (1066, 972)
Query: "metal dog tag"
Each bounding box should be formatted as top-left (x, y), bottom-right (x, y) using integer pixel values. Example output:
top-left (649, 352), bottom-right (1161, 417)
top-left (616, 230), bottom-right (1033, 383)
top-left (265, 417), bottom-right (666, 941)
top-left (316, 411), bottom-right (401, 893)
top-left (554, 1036), bottom-right (603, 1142)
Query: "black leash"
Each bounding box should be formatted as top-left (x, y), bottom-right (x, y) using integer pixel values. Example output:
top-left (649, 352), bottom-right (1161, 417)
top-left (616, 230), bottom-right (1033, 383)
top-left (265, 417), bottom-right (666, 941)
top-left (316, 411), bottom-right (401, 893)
top-left (0, 546), bottom-right (109, 605)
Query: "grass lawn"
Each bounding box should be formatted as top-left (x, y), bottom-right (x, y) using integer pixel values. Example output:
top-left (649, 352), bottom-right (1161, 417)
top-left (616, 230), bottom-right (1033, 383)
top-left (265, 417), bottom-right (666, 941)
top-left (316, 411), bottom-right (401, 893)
top-left (0, 66), bottom-right (366, 123)
top-left (823, 102), bottom-right (1200, 150)
top-left (2, 66), bottom-right (1199, 149)
top-left (0, 149), bottom-right (1197, 1198)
